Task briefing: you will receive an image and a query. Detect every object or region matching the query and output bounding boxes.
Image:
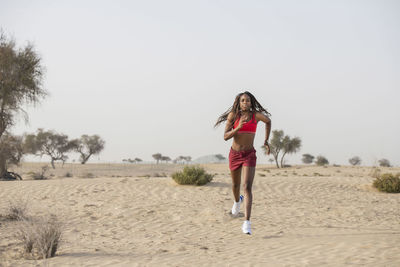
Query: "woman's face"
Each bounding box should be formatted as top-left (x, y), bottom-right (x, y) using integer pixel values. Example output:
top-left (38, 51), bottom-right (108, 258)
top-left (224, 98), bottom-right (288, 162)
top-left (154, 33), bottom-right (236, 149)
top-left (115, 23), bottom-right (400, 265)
top-left (239, 94), bottom-right (251, 111)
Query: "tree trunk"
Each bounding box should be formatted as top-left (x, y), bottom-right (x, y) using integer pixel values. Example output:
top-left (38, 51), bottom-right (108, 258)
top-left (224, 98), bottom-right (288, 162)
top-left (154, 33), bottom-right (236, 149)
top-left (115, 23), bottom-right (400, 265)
top-left (0, 156), bottom-right (7, 178)
top-left (51, 159), bottom-right (55, 169)
top-left (273, 154), bottom-right (280, 168)
top-left (280, 152), bottom-right (287, 168)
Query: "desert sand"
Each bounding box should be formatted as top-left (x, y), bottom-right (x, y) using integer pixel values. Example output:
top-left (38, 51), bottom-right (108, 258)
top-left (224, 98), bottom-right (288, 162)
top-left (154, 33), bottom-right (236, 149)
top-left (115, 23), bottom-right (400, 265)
top-left (1, 163), bottom-right (399, 266)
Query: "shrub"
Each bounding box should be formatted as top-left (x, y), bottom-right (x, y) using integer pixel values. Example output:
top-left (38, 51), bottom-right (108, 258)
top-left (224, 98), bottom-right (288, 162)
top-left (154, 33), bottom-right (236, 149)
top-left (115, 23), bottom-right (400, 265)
top-left (378, 158), bottom-right (391, 167)
top-left (2, 200), bottom-right (28, 221)
top-left (302, 154), bottom-right (314, 164)
top-left (64, 172), bottom-right (73, 177)
top-left (349, 156), bottom-right (361, 166)
top-left (17, 215), bottom-right (62, 259)
top-left (172, 166), bottom-right (214, 185)
top-left (369, 168), bottom-right (381, 179)
top-left (373, 173), bottom-right (400, 193)
top-left (315, 155), bottom-right (329, 166)
top-left (30, 166), bottom-right (49, 180)
top-left (79, 172), bottom-right (95, 178)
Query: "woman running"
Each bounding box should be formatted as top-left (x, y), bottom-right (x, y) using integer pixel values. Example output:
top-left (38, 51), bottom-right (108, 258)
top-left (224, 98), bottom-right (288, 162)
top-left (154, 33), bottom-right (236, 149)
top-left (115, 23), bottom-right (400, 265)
top-left (215, 91), bottom-right (271, 234)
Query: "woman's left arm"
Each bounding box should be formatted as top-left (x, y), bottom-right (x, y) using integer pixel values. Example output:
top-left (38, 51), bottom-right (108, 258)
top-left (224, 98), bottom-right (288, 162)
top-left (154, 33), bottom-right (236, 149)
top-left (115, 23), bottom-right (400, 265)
top-left (256, 112), bottom-right (272, 152)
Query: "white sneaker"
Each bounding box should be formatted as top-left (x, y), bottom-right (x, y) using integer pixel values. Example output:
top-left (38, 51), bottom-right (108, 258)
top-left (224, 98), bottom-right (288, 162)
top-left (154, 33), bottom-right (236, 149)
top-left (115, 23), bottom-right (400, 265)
top-left (231, 195), bottom-right (243, 216)
top-left (242, 220), bottom-right (251, 235)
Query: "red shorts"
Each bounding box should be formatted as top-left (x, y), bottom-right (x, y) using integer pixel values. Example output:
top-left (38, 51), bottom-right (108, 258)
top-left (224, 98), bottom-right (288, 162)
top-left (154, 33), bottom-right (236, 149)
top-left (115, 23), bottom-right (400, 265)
top-left (229, 147), bottom-right (257, 171)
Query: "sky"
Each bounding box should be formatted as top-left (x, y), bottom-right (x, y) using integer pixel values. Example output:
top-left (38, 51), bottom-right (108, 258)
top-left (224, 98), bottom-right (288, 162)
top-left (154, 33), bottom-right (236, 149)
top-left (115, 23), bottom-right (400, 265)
top-left (1, 0), bottom-right (399, 166)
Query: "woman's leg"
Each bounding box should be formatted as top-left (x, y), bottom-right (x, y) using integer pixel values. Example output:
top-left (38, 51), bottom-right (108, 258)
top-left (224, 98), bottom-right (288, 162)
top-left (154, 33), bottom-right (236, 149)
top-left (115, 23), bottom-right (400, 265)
top-left (230, 167), bottom-right (242, 202)
top-left (242, 166), bottom-right (255, 220)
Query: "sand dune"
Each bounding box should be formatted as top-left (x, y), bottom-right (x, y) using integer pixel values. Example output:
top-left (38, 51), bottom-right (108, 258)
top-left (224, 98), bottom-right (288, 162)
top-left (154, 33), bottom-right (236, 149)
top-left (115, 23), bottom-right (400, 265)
top-left (1, 163), bottom-right (399, 266)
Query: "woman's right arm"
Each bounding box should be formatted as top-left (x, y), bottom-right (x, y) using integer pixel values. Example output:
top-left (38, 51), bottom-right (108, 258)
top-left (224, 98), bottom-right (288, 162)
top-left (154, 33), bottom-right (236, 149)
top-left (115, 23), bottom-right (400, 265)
top-left (224, 112), bottom-right (240, 141)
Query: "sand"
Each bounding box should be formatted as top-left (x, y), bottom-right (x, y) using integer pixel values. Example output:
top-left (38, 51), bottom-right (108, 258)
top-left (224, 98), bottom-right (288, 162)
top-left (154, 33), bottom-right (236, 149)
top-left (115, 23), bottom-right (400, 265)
top-left (1, 163), bottom-right (399, 266)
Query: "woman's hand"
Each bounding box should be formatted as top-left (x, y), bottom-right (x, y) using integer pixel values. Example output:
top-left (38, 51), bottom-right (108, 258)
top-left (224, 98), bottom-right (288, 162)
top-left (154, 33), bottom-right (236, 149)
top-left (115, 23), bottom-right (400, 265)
top-left (264, 140), bottom-right (270, 155)
top-left (237, 116), bottom-right (248, 130)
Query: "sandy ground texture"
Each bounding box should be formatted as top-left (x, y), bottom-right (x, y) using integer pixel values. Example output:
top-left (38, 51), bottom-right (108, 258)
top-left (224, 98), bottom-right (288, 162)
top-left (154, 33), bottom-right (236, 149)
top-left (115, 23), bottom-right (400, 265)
top-left (0, 163), bottom-right (399, 266)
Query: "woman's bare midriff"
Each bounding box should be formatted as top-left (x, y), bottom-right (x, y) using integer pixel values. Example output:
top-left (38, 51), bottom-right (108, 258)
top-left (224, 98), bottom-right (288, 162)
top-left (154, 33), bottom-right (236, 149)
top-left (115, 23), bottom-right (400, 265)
top-left (231, 133), bottom-right (256, 151)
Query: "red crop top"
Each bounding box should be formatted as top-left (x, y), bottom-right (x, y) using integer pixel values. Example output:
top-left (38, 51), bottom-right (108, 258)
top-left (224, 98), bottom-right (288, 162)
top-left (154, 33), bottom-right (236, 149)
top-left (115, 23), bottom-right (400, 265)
top-left (233, 113), bottom-right (257, 133)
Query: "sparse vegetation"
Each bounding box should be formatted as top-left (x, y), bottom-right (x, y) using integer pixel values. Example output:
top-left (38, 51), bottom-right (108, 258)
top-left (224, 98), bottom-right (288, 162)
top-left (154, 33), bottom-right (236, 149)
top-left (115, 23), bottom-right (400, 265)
top-left (302, 154), bottom-right (314, 164)
top-left (2, 200), bottom-right (28, 221)
top-left (349, 156), bottom-right (361, 166)
top-left (373, 173), bottom-right (400, 193)
top-left (79, 172), bottom-right (95, 178)
top-left (17, 215), bottom-right (62, 259)
top-left (378, 158), bottom-right (391, 167)
top-left (172, 166), bottom-right (214, 185)
top-left (25, 129), bottom-right (77, 168)
top-left (73, 134), bottom-right (105, 164)
top-left (0, 31), bottom-right (46, 180)
top-left (30, 166), bottom-right (49, 180)
top-left (315, 155), bottom-right (329, 166)
top-left (370, 168), bottom-right (381, 179)
top-left (263, 130), bottom-right (302, 168)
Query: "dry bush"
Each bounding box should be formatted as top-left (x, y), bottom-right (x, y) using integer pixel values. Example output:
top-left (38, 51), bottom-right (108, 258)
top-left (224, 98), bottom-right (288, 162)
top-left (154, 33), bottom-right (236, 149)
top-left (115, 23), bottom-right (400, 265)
top-left (172, 166), bottom-right (214, 185)
top-left (373, 173), bottom-right (400, 193)
top-left (369, 168), bottom-right (381, 179)
top-left (79, 172), bottom-right (95, 178)
top-left (2, 200), bottom-right (28, 221)
top-left (29, 166), bottom-right (49, 180)
top-left (17, 215), bottom-right (62, 259)
top-left (64, 172), bottom-right (73, 177)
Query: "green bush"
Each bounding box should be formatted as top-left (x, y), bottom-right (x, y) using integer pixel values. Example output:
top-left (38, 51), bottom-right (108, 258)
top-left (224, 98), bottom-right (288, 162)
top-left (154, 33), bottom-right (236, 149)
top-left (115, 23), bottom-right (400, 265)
top-left (172, 166), bottom-right (214, 185)
top-left (373, 173), bottom-right (400, 193)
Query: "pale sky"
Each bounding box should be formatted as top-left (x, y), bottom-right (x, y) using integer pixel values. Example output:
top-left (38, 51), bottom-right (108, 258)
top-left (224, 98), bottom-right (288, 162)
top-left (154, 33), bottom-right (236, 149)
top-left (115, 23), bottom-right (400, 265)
top-left (1, 0), bottom-right (399, 166)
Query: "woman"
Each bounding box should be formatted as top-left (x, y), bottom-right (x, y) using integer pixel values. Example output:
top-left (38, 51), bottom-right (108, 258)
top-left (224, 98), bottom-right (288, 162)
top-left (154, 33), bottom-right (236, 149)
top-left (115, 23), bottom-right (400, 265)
top-left (215, 91), bottom-right (271, 234)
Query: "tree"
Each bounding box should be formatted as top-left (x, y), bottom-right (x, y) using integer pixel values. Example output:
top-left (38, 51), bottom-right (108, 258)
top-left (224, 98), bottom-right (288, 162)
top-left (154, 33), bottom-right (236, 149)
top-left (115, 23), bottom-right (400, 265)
top-left (134, 158), bottom-right (142, 163)
top-left (262, 130), bottom-right (301, 168)
top-left (302, 154), bottom-right (314, 164)
top-left (215, 154), bottom-right (226, 161)
top-left (152, 153), bottom-right (162, 164)
top-left (315, 155), bottom-right (329, 166)
top-left (183, 156), bottom-right (191, 164)
top-left (0, 134), bottom-right (23, 179)
top-left (378, 158), bottom-right (391, 167)
top-left (0, 31), bottom-right (46, 178)
top-left (280, 136), bottom-right (301, 168)
top-left (349, 156), bottom-right (361, 166)
top-left (161, 156), bottom-right (171, 163)
top-left (73, 134), bottom-right (105, 164)
top-left (25, 129), bottom-right (76, 168)
top-left (264, 130), bottom-right (284, 168)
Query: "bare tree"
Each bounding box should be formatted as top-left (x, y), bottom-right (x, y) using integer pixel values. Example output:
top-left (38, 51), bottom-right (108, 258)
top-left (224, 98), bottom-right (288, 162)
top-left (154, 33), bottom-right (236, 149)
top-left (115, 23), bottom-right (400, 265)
top-left (73, 134), bottom-right (105, 164)
top-left (0, 31), bottom-right (46, 178)
top-left (349, 156), bottom-right (361, 166)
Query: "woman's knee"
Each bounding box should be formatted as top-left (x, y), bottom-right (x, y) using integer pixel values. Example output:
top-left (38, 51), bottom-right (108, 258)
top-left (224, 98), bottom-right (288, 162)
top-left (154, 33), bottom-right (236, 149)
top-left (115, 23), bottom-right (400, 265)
top-left (243, 182), bottom-right (252, 192)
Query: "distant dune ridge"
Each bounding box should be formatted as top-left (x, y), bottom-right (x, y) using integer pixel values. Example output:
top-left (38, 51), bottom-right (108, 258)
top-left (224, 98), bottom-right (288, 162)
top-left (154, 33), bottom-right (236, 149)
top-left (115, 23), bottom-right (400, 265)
top-left (1, 163), bottom-right (399, 266)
